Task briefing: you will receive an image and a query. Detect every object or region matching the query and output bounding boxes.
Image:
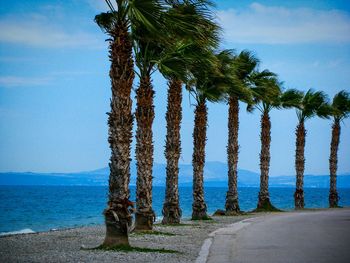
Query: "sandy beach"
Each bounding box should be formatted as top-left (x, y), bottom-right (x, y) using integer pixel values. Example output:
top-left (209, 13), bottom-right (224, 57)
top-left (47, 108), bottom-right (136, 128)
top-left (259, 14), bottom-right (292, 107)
top-left (0, 214), bottom-right (259, 263)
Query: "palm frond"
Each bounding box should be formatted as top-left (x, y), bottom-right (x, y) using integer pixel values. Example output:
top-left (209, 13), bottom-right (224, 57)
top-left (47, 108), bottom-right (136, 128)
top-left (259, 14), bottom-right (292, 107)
top-left (316, 103), bottom-right (332, 119)
top-left (280, 89), bottom-right (304, 109)
top-left (225, 50), bottom-right (259, 103)
top-left (163, 0), bottom-right (221, 48)
top-left (156, 43), bottom-right (191, 81)
top-left (94, 12), bottom-right (117, 32)
top-left (128, 0), bottom-right (165, 32)
top-left (301, 89), bottom-right (329, 120)
top-left (249, 72), bottom-right (282, 112)
top-left (234, 50), bottom-right (259, 80)
top-left (331, 90), bottom-right (350, 121)
top-left (186, 49), bottom-right (229, 104)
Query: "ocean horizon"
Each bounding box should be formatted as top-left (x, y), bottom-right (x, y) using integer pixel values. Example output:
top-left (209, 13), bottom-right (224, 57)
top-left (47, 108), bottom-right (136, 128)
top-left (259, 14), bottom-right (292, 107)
top-left (1, 185), bottom-right (350, 235)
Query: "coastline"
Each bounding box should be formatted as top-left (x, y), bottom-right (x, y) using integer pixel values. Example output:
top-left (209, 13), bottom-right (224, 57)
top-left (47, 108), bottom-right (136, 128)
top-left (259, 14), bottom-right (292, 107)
top-left (0, 214), bottom-right (260, 263)
top-left (1, 209), bottom-right (348, 263)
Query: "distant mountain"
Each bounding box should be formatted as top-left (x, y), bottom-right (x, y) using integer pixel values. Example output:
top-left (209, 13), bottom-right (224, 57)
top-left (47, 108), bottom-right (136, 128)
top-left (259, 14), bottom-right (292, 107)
top-left (1, 161), bottom-right (350, 188)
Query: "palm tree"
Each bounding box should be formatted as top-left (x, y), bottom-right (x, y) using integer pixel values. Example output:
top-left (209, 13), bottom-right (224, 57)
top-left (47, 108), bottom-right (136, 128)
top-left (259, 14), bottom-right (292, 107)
top-left (248, 72), bottom-right (285, 211)
top-left (161, 0), bottom-right (220, 224)
top-left (162, 76), bottom-right (183, 224)
top-left (153, 43), bottom-right (207, 225)
top-left (187, 50), bottom-right (230, 220)
top-left (291, 89), bottom-right (329, 209)
top-left (225, 50), bottom-right (256, 215)
top-left (95, 0), bottom-right (163, 247)
top-left (160, 44), bottom-right (213, 224)
top-left (328, 91), bottom-right (350, 207)
top-left (132, 13), bottom-right (166, 231)
top-left (132, 1), bottom-right (219, 229)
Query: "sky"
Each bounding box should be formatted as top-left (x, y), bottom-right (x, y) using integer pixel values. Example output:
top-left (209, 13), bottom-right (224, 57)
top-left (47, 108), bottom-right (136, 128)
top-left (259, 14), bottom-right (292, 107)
top-left (0, 0), bottom-right (350, 177)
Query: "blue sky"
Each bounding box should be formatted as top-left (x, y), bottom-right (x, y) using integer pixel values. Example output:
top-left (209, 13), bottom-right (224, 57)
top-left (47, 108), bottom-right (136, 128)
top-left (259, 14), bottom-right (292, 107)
top-left (0, 0), bottom-right (349, 177)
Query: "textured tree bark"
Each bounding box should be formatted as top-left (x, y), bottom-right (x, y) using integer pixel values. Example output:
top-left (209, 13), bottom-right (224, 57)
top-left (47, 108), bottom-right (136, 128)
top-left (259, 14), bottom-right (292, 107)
top-left (329, 119), bottom-right (340, 208)
top-left (294, 121), bottom-right (306, 209)
top-left (192, 100), bottom-right (209, 220)
top-left (103, 21), bottom-right (134, 247)
top-left (225, 97), bottom-right (240, 214)
top-left (135, 75), bottom-right (156, 231)
top-left (257, 111), bottom-right (274, 210)
top-left (162, 79), bottom-right (183, 224)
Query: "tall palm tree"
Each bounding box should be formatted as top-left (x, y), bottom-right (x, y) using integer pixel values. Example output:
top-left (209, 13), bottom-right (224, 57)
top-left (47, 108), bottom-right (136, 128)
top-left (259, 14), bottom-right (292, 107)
top-left (132, 2), bottom-right (218, 229)
top-left (187, 50), bottom-right (230, 220)
top-left (161, 0), bottom-right (220, 224)
top-left (155, 43), bottom-right (207, 225)
top-left (291, 89), bottom-right (329, 209)
top-left (162, 76), bottom-right (183, 224)
top-left (95, 0), bottom-right (163, 247)
top-left (160, 44), bottom-right (215, 224)
top-left (248, 72), bottom-right (291, 211)
top-left (132, 14), bottom-right (166, 231)
top-left (328, 90), bottom-right (350, 207)
top-left (225, 50), bottom-right (256, 215)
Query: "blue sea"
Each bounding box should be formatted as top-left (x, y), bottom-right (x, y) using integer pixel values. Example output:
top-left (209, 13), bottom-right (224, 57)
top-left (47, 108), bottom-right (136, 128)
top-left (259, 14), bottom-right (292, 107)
top-left (1, 186), bottom-right (350, 234)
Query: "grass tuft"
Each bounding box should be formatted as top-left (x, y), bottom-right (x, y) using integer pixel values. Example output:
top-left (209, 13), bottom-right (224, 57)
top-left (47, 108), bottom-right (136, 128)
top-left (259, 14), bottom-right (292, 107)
top-left (157, 223), bottom-right (199, 227)
top-left (191, 215), bottom-right (213, 221)
top-left (253, 201), bottom-right (283, 213)
top-left (90, 244), bottom-right (179, 254)
top-left (131, 230), bottom-right (176, 236)
top-left (212, 209), bottom-right (245, 216)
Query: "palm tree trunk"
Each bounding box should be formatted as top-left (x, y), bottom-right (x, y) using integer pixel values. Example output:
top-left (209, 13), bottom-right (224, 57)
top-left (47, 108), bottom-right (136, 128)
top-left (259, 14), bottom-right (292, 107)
top-left (257, 111), bottom-right (274, 210)
top-left (192, 100), bottom-right (209, 220)
top-left (103, 21), bottom-right (134, 247)
top-left (329, 119), bottom-right (340, 208)
top-left (162, 78), bottom-right (183, 224)
top-left (225, 97), bottom-right (240, 214)
top-left (135, 75), bottom-right (156, 231)
top-left (294, 121), bottom-right (306, 209)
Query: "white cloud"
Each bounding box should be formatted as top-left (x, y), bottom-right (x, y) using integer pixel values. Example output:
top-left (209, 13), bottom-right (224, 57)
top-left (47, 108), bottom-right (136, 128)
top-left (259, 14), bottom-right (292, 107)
top-left (0, 14), bottom-right (103, 49)
top-left (217, 2), bottom-right (350, 44)
top-left (0, 76), bottom-right (51, 88)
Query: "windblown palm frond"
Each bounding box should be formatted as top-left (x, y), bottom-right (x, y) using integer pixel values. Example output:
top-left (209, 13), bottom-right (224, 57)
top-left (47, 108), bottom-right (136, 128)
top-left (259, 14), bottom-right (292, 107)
top-left (186, 49), bottom-right (233, 104)
top-left (156, 42), bottom-right (199, 81)
top-left (297, 89), bottom-right (330, 122)
top-left (330, 90), bottom-right (350, 121)
top-left (233, 50), bottom-right (259, 81)
top-left (95, 11), bottom-right (118, 32)
top-left (95, 0), bottom-right (164, 33)
top-left (163, 0), bottom-right (220, 48)
top-left (128, 0), bottom-right (164, 31)
top-left (226, 50), bottom-right (260, 104)
top-left (248, 73), bottom-right (282, 113)
top-left (280, 89), bottom-right (304, 109)
top-left (132, 0), bottom-right (220, 81)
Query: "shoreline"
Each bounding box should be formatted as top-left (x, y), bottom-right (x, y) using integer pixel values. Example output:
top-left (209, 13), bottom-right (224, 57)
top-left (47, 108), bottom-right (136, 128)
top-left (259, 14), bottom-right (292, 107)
top-left (1, 208), bottom-right (348, 262)
top-left (2, 205), bottom-right (346, 237)
top-left (0, 213), bottom-right (261, 263)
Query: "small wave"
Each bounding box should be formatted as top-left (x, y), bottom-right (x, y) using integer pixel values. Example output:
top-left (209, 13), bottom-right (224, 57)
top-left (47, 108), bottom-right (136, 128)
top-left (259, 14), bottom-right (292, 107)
top-left (0, 228), bottom-right (35, 236)
top-left (154, 216), bottom-right (163, 223)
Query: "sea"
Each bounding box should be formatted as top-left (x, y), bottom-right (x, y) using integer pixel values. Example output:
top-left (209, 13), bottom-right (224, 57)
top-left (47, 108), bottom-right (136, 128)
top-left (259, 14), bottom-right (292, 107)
top-left (1, 186), bottom-right (350, 235)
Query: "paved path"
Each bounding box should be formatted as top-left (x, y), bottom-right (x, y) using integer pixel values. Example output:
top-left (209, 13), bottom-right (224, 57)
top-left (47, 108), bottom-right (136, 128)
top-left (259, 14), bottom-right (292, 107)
top-left (200, 209), bottom-right (350, 263)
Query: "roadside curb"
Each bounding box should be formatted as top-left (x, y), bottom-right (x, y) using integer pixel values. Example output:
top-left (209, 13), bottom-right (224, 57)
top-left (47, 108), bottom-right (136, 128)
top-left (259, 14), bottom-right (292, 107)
top-left (195, 219), bottom-right (253, 263)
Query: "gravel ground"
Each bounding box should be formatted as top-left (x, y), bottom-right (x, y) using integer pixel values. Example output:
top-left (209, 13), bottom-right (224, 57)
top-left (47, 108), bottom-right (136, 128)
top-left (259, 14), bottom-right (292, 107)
top-left (0, 214), bottom-right (260, 263)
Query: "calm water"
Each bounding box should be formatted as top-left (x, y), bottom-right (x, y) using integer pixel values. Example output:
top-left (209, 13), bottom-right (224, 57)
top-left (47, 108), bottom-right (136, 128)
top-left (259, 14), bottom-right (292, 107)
top-left (0, 186), bottom-right (349, 233)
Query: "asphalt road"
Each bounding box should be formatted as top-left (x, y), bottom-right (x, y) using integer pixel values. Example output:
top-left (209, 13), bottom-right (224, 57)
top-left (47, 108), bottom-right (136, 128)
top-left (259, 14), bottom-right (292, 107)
top-left (206, 209), bottom-right (350, 263)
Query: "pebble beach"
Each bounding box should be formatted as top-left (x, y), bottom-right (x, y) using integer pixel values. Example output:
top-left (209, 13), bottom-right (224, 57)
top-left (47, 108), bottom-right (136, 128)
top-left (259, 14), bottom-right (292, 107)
top-left (0, 214), bottom-right (259, 263)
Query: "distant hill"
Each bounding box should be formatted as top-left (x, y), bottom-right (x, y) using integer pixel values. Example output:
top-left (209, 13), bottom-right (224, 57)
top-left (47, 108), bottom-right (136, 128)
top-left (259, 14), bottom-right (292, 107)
top-left (1, 161), bottom-right (350, 188)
